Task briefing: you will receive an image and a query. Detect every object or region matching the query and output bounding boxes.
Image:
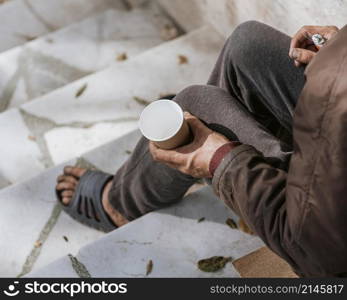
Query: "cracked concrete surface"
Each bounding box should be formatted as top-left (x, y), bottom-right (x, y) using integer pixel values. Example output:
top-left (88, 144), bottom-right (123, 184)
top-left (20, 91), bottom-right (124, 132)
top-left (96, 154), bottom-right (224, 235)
top-left (23, 0), bottom-right (57, 32)
top-left (113, 240), bottom-right (153, 246)
top-left (19, 107), bottom-right (139, 167)
top-left (68, 254), bottom-right (91, 278)
top-left (0, 0), bottom-right (126, 53)
top-left (20, 108), bottom-right (61, 168)
top-left (19, 48), bottom-right (89, 102)
top-left (0, 173), bottom-right (11, 189)
top-left (18, 203), bottom-right (62, 277)
top-left (0, 6), bottom-right (179, 112)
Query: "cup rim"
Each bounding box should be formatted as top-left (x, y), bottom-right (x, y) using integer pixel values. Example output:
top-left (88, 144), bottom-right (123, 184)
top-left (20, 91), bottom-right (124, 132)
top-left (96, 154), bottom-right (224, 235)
top-left (139, 99), bottom-right (184, 142)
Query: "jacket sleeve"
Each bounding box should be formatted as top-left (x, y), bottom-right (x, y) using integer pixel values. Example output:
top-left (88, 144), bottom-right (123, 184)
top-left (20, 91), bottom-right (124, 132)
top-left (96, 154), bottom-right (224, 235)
top-left (212, 144), bottom-right (303, 274)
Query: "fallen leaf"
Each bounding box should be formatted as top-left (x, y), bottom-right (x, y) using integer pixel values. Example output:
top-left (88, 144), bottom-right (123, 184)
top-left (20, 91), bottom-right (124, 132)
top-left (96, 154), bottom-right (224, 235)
top-left (75, 83), bottom-right (88, 98)
top-left (125, 150), bottom-right (132, 155)
top-left (198, 256), bottom-right (232, 272)
top-left (178, 55), bottom-right (188, 65)
top-left (197, 217), bottom-right (205, 223)
top-left (146, 259), bottom-right (153, 276)
top-left (116, 53), bottom-right (128, 61)
top-left (34, 240), bottom-right (42, 248)
top-left (46, 38), bottom-right (54, 43)
top-left (159, 93), bottom-right (176, 100)
top-left (133, 96), bottom-right (151, 106)
top-left (161, 24), bottom-right (178, 41)
top-left (28, 135), bottom-right (36, 141)
top-left (238, 218), bottom-right (255, 235)
top-left (226, 218), bottom-right (237, 229)
top-left (15, 33), bottom-right (37, 41)
top-left (63, 236), bottom-right (69, 242)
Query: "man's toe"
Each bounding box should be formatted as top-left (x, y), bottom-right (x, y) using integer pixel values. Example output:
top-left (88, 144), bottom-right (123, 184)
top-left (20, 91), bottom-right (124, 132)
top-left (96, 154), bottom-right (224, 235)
top-left (57, 175), bottom-right (64, 182)
top-left (61, 190), bottom-right (74, 198)
top-left (62, 197), bottom-right (70, 205)
top-left (64, 166), bottom-right (87, 178)
top-left (57, 175), bottom-right (78, 185)
top-left (61, 190), bottom-right (74, 205)
top-left (56, 182), bottom-right (75, 191)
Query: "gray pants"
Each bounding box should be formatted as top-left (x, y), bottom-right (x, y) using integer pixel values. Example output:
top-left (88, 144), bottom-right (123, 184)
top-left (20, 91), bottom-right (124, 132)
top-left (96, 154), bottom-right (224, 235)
top-left (109, 21), bottom-right (306, 220)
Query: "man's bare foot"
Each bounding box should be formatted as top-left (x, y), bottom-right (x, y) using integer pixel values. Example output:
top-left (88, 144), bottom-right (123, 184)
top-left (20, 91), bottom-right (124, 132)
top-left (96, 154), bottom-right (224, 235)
top-left (56, 166), bottom-right (128, 227)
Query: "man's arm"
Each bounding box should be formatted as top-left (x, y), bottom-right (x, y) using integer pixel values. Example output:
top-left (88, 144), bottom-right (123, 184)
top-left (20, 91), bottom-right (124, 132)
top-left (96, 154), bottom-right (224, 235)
top-left (211, 144), bottom-right (301, 272)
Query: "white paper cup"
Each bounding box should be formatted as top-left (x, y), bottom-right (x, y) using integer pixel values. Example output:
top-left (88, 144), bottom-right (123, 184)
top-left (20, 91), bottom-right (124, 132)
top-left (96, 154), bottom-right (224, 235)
top-left (139, 100), bottom-right (191, 150)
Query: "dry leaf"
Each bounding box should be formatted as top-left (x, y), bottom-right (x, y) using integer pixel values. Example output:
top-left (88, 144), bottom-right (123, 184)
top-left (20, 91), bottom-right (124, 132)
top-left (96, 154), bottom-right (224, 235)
top-left (146, 259), bottom-right (153, 276)
top-left (178, 55), bottom-right (188, 65)
top-left (198, 256), bottom-right (232, 272)
top-left (238, 218), bottom-right (255, 235)
top-left (63, 236), bottom-right (69, 242)
top-left (226, 218), bottom-right (237, 229)
top-left (125, 150), bottom-right (132, 155)
top-left (17, 34), bottom-right (37, 41)
top-left (116, 53), bottom-right (128, 61)
top-left (34, 240), bottom-right (42, 248)
top-left (75, 83), bottom-right (88, 98)
top-left (197, 217), bottom-right (205, 223)
top-left (159, 93), bottom-right (176, 99)
top-left (161, 24), bottom-right (178, 41)
top-left (133, 96), bottom-right (150, 106)
top-left (28, 135), bottom-right (36, 141)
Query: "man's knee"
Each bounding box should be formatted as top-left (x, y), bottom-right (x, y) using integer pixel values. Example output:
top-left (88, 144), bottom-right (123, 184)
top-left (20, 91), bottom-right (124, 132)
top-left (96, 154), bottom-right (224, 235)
top-left (173, 85), bottom-right (205, 110)
top-left (173, 84), bottom-right (228, 111)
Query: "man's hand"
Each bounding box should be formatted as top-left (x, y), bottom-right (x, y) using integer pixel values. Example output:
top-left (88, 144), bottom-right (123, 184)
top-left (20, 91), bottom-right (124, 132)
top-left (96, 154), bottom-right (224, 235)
top-left (289, 25), bottom-right (339, 67)
top-left (149, 112), bottom-right (231, 178)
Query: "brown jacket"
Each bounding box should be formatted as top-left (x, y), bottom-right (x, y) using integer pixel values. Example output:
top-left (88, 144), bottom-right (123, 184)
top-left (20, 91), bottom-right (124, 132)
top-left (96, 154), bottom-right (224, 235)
top-left (212, 25), bottom-right (347, 277)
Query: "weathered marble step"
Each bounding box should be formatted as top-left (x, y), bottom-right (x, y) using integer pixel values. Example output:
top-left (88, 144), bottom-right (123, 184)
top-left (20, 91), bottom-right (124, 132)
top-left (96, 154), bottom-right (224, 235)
top-left (0, 127), bottom-right (262, 277)
top-left (0, 130), bottom-right (140, 277)
top-left (0, 0), bottom-right (125, 53)
top-left (0, 6), bottom-right (178, 111)
top-left (0, 26), bottom-right (224, 189)
top-left (27, 186), bottom-right (264, 278)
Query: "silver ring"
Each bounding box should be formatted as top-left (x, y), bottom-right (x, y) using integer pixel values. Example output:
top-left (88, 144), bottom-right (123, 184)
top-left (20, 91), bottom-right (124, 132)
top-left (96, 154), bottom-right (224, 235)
top-left (311, 34), bottom-right (326, 46)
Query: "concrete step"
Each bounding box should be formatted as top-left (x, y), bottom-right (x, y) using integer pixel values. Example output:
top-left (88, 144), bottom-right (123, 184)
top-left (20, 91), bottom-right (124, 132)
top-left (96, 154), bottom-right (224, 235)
top-left (0, 26), bottom-right (224, 189)
top-left (0, 6), bottom-right (178, 112)
top-left (27, 186), bottom-right (263, 278)
top-left (0, 0), bottom-right (125, 53)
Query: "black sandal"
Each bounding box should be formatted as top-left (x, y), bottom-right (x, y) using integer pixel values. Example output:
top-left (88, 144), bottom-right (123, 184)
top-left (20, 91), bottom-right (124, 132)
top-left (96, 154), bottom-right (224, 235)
top-left (56, 170), bottom-right (117, 232)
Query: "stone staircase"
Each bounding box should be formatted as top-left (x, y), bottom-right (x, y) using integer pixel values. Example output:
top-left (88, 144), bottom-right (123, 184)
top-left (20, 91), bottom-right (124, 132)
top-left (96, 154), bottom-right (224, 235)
top-left (0, 5), bottom-right (178, 112)
top-left (0, 0), bottom-right (125, 52)
top-left (0, 0), bottom-right (264, 277)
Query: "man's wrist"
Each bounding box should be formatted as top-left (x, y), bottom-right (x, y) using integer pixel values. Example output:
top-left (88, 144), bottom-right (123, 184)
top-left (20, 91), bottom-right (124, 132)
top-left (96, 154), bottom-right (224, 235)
top-left (209, 142), bottom-right (241, 176)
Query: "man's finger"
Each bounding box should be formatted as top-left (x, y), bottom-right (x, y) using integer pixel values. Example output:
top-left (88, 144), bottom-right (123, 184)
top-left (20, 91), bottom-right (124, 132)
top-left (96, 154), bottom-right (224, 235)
top-left (290, 26), bottom-right (325, 50)
top-left (289, 48), bottom-right (316, 65)
top-left (290, 28), bottom-right (309, 50)
top-left (184, 111), bottom-right (209, 136)
top-left (149, 142), bottom-right (184, 165)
